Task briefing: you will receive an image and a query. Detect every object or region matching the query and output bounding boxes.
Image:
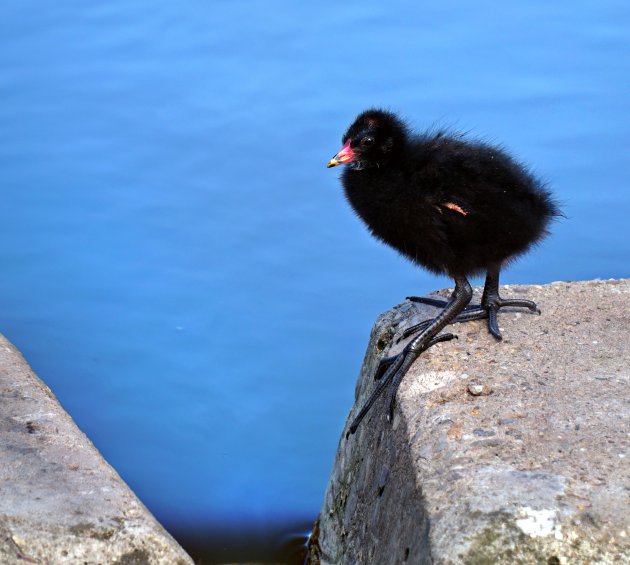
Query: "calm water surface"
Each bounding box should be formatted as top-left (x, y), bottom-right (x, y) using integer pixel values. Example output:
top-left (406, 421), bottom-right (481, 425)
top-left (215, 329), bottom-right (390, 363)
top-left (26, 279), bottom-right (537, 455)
top-left (1, 0), bottom-right (628, 560)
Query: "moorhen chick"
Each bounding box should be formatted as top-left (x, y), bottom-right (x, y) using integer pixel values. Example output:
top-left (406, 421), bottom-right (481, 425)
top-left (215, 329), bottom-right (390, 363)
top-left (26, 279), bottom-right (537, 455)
top-left (327, 109), bottom-right (560, 434)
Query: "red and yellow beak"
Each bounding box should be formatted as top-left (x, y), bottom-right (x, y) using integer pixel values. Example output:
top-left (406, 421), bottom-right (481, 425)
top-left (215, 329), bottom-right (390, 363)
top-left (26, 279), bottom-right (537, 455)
top-left (327, 139), bottom-right (355, 168)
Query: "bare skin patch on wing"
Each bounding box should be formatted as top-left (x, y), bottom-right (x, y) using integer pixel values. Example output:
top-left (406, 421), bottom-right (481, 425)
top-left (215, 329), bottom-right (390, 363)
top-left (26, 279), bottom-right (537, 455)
top-left (440, 201), bottom-right (469, 216)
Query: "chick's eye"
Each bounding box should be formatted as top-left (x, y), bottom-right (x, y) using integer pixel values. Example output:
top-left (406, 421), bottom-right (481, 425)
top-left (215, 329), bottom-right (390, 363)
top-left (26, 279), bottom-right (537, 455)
top-left (361, 136), bottom-right (375, 147)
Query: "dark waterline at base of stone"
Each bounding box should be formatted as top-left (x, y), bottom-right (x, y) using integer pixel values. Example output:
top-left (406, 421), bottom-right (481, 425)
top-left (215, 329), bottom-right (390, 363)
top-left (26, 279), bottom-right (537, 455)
top-left (170, 519), bottom-right (313, 564)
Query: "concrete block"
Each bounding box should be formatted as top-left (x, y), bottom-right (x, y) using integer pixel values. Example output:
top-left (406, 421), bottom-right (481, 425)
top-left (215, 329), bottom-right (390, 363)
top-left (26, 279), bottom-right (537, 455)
top-left (0, 334), bottom-right (193, 564)
top-left (311, 279), bottom-right (630, 564)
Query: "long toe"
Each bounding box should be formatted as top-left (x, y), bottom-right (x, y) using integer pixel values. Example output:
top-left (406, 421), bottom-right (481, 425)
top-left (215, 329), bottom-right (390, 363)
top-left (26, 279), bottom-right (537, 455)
top-left (395, 318), bottom-right (432, 344)
top-left (349, 333), bottom-right (457, 435)
top-left (407, 296), bottom-right (480, 312)
top-left (482, 295), bottom-right (541, 340)
top-left (396, 306), bottom-right (487, 343)
top-left (406, 296), bottom-right (449, 308)
top-left (385, 332), bottom-right (456, 421)
top-left (374, 353), bottom-right (400, 381)
top-left (486, 307), bottom-right (503, 340)
top-left (495, 297), bottom-right (541, 314)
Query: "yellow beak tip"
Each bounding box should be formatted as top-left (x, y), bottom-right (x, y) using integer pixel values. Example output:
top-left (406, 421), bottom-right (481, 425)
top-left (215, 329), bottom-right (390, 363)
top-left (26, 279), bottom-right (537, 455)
top-left (327, 159), bottom-right (339, 168)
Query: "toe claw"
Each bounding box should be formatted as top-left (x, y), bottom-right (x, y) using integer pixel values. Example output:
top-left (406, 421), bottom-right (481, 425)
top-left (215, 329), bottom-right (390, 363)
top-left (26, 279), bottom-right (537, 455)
top-left (487, 309), bottom-right (503, 340)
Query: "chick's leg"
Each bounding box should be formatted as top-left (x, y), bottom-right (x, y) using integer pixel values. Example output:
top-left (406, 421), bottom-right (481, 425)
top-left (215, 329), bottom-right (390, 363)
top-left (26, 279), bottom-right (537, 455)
top-left (348, 275), bottom-right (473, 436)
top-left (404, 264), bottom-right (539, 342)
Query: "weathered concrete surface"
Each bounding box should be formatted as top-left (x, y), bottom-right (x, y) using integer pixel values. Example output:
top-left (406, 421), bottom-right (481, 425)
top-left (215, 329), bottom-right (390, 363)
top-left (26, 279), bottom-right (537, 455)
top-left (0, 334), bottom-right (193, 564)
top-left (311, 279), bottom-right (629, 565)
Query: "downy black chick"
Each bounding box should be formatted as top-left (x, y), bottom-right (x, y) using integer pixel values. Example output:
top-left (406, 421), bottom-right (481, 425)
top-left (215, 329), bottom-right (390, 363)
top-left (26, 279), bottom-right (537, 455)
top-left (327, 109), bottom-right (561, 434)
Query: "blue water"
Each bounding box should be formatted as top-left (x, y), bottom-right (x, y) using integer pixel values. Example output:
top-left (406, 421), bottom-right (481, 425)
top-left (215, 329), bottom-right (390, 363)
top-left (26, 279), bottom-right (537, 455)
top-left (1, 0), bottom-right (628, 553)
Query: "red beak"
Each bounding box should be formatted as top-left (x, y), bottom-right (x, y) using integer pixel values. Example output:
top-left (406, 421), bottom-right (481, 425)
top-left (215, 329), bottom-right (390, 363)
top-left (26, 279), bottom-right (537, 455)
top-left (327, 140), bottom-right (355, 168)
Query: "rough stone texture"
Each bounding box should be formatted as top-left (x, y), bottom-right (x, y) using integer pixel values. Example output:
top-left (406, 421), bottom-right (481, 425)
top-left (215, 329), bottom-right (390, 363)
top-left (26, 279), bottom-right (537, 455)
top-left (0, 334), bottom-right (193, 565)
top-left (311, 279), bottom-right (630, 565)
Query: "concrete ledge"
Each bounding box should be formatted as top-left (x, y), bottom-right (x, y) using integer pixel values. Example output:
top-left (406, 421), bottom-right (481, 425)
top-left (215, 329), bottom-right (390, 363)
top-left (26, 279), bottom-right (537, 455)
top-left (311, 279), bottom-right (629, 564)
top-left (0, 335), bottom-right (193, 564)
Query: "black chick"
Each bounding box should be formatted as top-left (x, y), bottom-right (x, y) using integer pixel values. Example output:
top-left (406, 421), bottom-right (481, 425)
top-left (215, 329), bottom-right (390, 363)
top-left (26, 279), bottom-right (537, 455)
top-left (327, 109), bottom-right (560, 434)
